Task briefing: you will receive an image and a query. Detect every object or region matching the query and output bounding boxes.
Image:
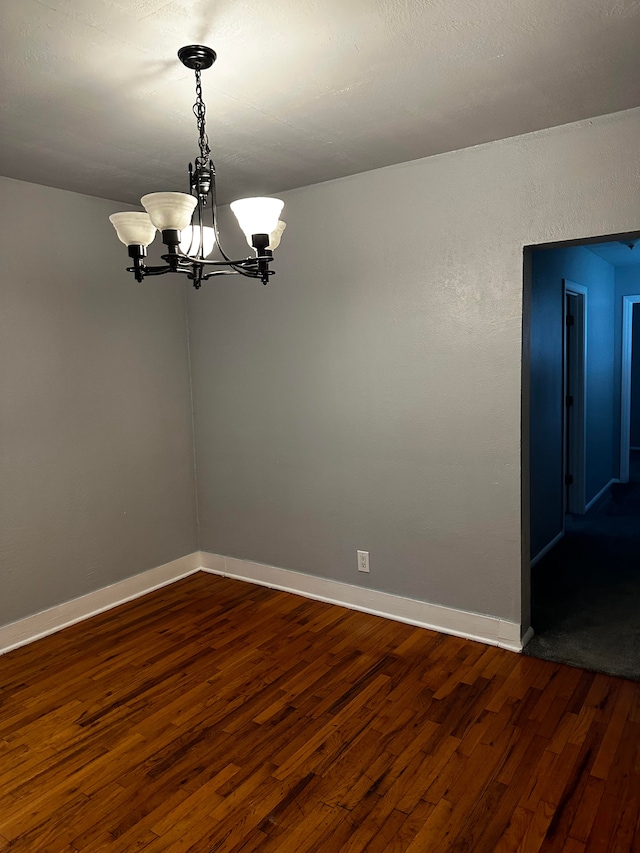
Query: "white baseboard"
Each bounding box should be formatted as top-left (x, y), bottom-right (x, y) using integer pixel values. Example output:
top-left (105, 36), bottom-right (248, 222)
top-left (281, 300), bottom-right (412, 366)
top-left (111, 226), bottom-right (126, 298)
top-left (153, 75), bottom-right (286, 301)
top-left (198, 552), bottom-right (525, 652)
top-left (0, 550), bottom-right (529, 656)
top-left (520, 625), bottom-right (534, 649)
top-left (0, 553), bottom-right (201, 656)
top-left (585, 478), bottom-right (619, 513)
top-left (530, 530), bottom-right (564, 568)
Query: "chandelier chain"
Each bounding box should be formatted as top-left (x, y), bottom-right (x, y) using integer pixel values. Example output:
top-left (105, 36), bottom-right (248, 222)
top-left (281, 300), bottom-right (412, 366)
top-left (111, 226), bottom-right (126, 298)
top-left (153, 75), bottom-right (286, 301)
top-left (193, 66), bottom-right (211, 165)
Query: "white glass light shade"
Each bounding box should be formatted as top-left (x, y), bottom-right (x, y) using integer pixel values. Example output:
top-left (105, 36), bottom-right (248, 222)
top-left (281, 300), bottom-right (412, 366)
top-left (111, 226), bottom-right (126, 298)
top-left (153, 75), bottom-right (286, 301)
top-left (268, 220), bottom-right (286, 251)
top-left (241, 219), bottom-right (286, 251)
top-left (141, 192), bottom-right (198, 231)
top-left (109, 212), bottom-right (157, 247)
top-left (230, 197), bottom-right (284, 241)
top-left (179, 225), bottom-right (216, 258)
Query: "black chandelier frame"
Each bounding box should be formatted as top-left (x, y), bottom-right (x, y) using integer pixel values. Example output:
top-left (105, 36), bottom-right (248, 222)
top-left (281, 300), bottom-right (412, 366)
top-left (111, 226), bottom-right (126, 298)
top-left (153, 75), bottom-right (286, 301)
top-left (125, 45), bottom-right (276, 288)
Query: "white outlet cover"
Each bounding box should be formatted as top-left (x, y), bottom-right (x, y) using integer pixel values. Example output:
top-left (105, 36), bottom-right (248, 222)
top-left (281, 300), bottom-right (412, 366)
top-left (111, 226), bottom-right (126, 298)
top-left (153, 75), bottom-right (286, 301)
top-left (357, 550), bottom-right (369, 572)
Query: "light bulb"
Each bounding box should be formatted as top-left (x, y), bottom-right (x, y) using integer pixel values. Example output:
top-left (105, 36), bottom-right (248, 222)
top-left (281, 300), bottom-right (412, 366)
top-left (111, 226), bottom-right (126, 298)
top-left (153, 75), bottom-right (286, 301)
top-left (179, 226), bottom-right (216, 258)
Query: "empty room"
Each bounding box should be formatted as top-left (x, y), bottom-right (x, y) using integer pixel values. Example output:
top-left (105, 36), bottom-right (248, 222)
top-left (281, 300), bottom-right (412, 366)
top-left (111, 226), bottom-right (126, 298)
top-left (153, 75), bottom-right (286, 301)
top-left (1, 0), bottom-right (640, 850)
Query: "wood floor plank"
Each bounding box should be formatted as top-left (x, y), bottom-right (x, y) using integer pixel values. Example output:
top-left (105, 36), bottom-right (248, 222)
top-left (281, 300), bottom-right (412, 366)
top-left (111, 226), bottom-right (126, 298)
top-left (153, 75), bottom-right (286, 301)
top-left (568, 775), bottom-right (606, 845)
top-left (380, 800), bottom-right (438, 853)
top-left (518, 799), bottom-right (556, 852)
top-left (590, 680), bottom-right (636, 780)
top-left (403, 798), bottom-right (455, 852)
top-left (561, 840), bottom-right (587, 853)
top-left (493, 805), bottom-right (536, 852)
top-left (1, 572), bottom-right (640, 851)
top-left (362, 807), bottom-right (413, 853)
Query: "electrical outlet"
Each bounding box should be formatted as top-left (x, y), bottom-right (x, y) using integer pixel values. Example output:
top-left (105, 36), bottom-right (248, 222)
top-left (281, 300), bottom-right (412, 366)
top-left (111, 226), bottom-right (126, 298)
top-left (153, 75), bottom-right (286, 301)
top-left (357, 550), bottom-right (370, 573)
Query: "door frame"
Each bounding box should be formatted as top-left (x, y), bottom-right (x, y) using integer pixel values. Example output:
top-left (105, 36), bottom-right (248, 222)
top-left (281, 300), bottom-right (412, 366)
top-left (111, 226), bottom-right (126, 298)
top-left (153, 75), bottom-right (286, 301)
top-left (620, 295), bottom-right (640, 482)
top-left (563, 280), bottom-right (587, 515)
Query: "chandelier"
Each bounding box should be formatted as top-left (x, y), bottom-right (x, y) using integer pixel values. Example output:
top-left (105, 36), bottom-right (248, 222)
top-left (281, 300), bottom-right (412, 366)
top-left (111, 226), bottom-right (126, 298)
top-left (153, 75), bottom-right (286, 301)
top-left (109, 45), bottom-right (285, 289)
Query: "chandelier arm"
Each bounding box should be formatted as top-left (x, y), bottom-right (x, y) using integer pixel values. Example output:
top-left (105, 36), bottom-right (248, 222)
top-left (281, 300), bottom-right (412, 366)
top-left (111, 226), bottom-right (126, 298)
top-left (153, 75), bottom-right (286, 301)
top-left (200, 270), bottom-right (271, 282)
top-left (200, 270), bottom-right (244, 280)
top-left (126, 265), bottom-right (171, 277)
top-left (211, 225), bottom-right (240, 266)
top-left (195, 145), bottom-right (273, 286)
top-left (126, 264), bottom-right (194, 279)
top-left (167, 252), bottom-right (271, 269)
top-left (125, 261), bottom-right (270, 284)
top-left (207, 168), bottom-right (254, 275)
top-left (207, 223), bottom-right (251, 272)
top-left (156, 253), bottom-right (269, 279)
top-left (152, 257), bottom-right (255, 273)
top-left (194, 153), bottom-right (251, 275)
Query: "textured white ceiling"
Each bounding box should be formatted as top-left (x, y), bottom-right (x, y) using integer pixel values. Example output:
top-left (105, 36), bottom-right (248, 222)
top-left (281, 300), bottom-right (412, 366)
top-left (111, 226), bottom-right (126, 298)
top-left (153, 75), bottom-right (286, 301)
top-left (588, 239), bottom-right (640, 267)
top-left (1, 0), bottom-right (640, 205)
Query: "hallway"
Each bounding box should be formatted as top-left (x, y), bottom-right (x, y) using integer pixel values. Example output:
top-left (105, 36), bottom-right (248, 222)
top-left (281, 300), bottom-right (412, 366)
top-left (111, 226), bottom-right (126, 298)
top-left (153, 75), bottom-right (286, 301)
top-left (526, 452), bottom-right (640, 680)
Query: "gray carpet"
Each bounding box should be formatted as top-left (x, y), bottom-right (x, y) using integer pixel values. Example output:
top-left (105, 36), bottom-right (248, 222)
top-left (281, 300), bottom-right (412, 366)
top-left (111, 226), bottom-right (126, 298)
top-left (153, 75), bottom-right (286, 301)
top-left (525, 454), bottom-right (640, 681)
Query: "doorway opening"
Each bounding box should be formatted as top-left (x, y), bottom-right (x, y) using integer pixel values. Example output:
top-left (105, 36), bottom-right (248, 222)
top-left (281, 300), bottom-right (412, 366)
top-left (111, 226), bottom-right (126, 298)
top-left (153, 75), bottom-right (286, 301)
top-left (523, 230), bottom-right (640, 680)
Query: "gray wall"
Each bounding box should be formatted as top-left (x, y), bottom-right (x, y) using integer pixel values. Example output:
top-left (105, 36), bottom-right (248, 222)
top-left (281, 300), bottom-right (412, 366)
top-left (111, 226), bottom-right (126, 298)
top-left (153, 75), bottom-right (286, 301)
top-left (4, 106), bottom-right (639, 634)
top-left (530, 247), bottom-right (616, 560)
top-left (0, 177), bottom-right (198, 627)
top-left (188, 107), bottom-right (640, 627)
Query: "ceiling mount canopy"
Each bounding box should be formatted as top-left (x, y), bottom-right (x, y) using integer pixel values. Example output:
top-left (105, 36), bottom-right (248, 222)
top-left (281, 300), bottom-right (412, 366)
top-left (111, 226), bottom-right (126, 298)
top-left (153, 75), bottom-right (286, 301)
top-left (177, 44), bottom-right (217, 70)
top-left (109, 45), bottom-right (285, 289)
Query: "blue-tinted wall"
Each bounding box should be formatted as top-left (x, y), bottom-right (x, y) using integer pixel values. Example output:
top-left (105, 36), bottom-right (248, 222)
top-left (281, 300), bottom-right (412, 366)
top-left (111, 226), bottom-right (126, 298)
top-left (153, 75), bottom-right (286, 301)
top-left (530, 253), bottom-right (563, 558)
top-left (530, 246), bottom-right (616, 560)
top-left (614, 267), bottom-right (640, 459)
top-left (632, 307), bottom-right (640, 447)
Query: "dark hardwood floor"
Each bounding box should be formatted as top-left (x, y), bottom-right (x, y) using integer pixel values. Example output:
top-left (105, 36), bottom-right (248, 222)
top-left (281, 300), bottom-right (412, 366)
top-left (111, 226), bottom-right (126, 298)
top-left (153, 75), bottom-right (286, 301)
top-left (1, 572), bottom-right (639, 851)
